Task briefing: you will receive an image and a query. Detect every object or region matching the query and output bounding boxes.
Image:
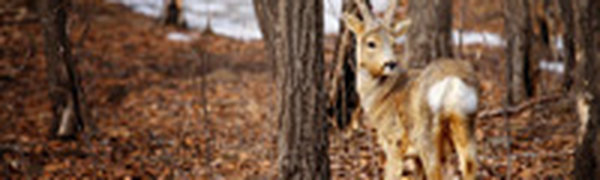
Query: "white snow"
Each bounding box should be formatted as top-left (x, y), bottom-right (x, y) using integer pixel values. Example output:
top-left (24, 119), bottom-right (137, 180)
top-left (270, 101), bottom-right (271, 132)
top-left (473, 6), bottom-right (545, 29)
top-left (166, 32), bottom-right (196, 42)
top-left (453, 31), bottom-right (505, 47)
top-left (539, 60), bottom-right (565, 74)
top-left (108, 0), bottom-right (564, 52)
top-left (396, 30), bottom-right (506, 47)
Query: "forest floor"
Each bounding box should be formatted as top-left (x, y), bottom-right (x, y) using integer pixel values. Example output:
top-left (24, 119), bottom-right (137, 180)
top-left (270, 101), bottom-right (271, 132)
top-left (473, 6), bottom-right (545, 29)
top-left (1, 0), bottom-right (579, 179)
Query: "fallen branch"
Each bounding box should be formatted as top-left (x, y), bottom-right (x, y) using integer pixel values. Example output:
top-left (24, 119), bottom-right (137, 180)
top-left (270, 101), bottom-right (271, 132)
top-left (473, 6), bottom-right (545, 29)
top-left (0, 144), bottom-right (24, 154)
top-left (477, 93), bottom-right (564, 119)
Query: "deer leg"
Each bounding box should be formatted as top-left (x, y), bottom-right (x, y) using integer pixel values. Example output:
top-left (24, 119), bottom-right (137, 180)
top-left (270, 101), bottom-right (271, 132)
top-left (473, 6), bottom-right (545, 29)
top-left (419, 144), bottom-right (442, 180)
top-left (420, 113), bottom-right (448, 180)
top-left (449, 113), bottom-right (477, 180)
top-left (380, 136), bottom-right (404, 180)
top-left (419, 124), bottom-right (443, 180)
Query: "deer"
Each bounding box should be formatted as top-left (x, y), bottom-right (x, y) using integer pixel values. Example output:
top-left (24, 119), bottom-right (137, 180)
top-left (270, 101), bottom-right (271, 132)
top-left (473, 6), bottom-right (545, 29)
top-left (343, 0), bottom-right (479, 179)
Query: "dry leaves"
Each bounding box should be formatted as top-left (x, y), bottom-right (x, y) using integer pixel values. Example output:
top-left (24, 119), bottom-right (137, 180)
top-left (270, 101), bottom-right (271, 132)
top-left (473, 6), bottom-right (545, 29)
top-left (0, 0), bottom-right (580, 179)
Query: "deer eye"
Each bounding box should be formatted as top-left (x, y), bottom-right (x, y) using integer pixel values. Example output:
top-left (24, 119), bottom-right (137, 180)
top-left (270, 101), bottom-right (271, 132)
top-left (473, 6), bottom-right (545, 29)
top-left (367, 41), bottom-right (377, 49)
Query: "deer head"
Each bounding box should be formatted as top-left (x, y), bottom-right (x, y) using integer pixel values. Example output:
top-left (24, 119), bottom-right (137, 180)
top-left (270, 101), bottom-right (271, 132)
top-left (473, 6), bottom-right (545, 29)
top-left (343, 0), bottom-right (411, 79)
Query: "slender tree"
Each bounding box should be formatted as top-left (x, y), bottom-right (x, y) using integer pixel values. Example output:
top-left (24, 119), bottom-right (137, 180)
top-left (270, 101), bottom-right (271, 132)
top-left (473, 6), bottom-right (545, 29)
top-left (504, 0), bottom-right (533, 104)
top-left (162, 0), bottom-right (187, 28)
top-left (558, 0), bottom-right (576, 92)
top-left (328, 0), bottom-right (365, 129)
top-left (253, 0), bottom-right (278, 77)
top-left (40, 0), bottom-right (86, 138)
top-left (573, 0), bottom-right (600, 178)
top-left (253, 0), bottom-right (330, 179)
top-left (406, 0), bottom-right (453, 67)
top-left (26, 0), bottom-right (36, 11)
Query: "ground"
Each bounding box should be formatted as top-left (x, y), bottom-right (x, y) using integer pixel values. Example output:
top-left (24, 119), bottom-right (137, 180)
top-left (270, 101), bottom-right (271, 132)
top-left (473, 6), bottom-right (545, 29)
top-left (0, 0), bottom-right (579, 179)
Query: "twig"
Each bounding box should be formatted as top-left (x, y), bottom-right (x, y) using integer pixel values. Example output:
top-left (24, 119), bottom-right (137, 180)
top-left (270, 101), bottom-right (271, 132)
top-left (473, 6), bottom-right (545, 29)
top-left (202, 50), bottom-right (212, 172)
top-left (190, 48), bottom-right (213, 176)
top-left (477, 93), bottom-right (563, 119)
top-left (71, 0), bottom-right (99, 172)
top-left (327, 28), bottom-right (351, 117)
top-left (74, 0), bottom-right (92, 49)
top-left (503, 88), bottom-right (512, 180)
top-left (74, 19), bottom-right (91, 49)
top-left (327, 0), bottom-right (359, 129)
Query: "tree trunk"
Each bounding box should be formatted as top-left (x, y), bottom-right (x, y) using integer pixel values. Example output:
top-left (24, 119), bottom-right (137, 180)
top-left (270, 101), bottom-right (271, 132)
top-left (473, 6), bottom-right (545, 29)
top-left (558, 0), bottom-right (576, 92)
top-left (573, 0), bottom-right (600, 178)
top-left (254, 0), bottom-right (330, 179)
top-left (406, 0), bottom-right (453, 67)
top-left (41, 0), bottom-right (85, 138)
top-left (26, 0), bottom-right (36, 11)
top-left (504, 0), bottom-right (533, 104)
top-left (253, 0), bottom-right (279, 77)
top-left (162, 0), bottom-right (187, 28)
top-left (328, 0), bottom-right (362, 130)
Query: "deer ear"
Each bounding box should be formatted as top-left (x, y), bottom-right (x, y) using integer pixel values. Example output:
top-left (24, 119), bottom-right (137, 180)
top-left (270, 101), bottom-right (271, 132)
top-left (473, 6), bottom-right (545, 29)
top-left (393, 19), bottom-right (412, 37)
top-left (343, 13), bottom-right (365, 34)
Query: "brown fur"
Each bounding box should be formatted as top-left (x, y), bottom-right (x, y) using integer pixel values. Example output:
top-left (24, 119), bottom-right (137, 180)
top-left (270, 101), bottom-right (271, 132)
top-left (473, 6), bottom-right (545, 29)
top-left (365, 59), bottom-right (479, 180)
top-left (344, 6), bottom-right (479, 178)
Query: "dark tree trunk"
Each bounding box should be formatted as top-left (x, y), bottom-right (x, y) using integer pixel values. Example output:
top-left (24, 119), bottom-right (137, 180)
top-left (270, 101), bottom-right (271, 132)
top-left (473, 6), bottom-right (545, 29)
top-left (162, 0), bottom-right (187, 28)
top-left (40, 0), bottom-right (86, 138)
top-left (558, 0), bottom-right (576, 92)
top-left (406, 0), bottom-right (453, 67)
top-left (254, 0), bottom-right (330, 179)
top-left (573, 0), bottom-right (600, 179)
top-left (504, 0), bottom-right (533, 104)
top-left (328, 0), bottom-right (362, 130)
top-left (26, 0), bottom-right (36, 11)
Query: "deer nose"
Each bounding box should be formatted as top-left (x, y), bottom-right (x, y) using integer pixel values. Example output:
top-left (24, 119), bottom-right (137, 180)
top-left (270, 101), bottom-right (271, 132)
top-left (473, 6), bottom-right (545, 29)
top-left (383, 61), bottom-right (397, 70)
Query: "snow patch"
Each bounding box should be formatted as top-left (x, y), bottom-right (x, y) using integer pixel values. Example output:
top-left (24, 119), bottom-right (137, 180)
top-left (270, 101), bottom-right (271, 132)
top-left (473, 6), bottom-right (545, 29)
top-left (396, 30), bottom-right (505, 47)
top-left (453, 31), bottom-right (505, 47)
top-left (539, 60), bottom-right (565, 74)
top-left (166, 32), bottom-right (196, 42)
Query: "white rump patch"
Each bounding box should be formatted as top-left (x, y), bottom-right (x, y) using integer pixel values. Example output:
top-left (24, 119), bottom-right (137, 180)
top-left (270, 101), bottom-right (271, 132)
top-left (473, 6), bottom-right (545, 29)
top-left (427, 77), bottom-right (478, 114)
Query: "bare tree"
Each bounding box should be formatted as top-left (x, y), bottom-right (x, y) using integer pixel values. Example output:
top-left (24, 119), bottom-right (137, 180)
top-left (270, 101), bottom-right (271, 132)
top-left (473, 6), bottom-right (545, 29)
top-left (558, 0), bottom-right (576, 91)
top-left (504, 0), bottom-right (533, 104)
top-left (40, 0), bottom-right (86, 138)
top-left (253, 0), bottom-right (330, 179)
top-left (26, 0), bottom-right (36, 11)
top-left (406, 0), bottom-right (453, 67)
top-left (573, 0), bottom-right (600, 178)
top-left (253, 0), bottom-right (278, 76)
top-left (162, 0), bottom-right (187, 28)
top-left (328, 0), bottom-right (365, 129)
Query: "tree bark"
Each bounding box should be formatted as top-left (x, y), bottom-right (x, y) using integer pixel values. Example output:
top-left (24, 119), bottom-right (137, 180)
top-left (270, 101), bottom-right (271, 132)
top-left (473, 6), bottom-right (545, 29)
top-left (253, 0), bottom-right (279, 77)
top-left (41, 0), bottom-right (85, 138)
top-left (504, 0), bottom-right (533, 104)
top-left (406, 0), bottom-right (453, 67)
top-left (573, 0), bottom-right (600, 178)
top-left (254, 0), bottom-right (330, 179)
top-left (26, 0), bottom-right (36, 11)
top-left (558, 0), bottom-right (576, 92)
top-left (162, 0), bottom-right (187, 28)
top-left (328, 0), bottom-right (362, 130)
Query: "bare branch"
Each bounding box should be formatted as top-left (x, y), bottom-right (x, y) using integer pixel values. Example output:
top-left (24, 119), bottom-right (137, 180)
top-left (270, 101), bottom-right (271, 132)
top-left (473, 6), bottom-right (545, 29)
top-left (353, 0), bottom-right (374, 23)
top-left (477, 93), bottom-right (563, 119)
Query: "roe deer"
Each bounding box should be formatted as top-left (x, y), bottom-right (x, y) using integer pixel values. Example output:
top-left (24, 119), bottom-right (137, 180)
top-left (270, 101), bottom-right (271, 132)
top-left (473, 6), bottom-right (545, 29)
top-left (343, 0), bottom-right (479, 179)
